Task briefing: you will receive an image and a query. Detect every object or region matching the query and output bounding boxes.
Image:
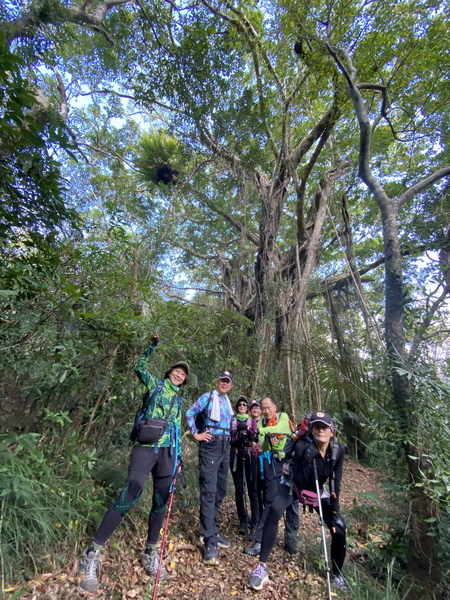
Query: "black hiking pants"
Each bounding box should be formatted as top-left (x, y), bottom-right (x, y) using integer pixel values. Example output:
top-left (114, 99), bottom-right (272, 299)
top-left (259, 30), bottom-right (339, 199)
top-left (230, 450), bottom-right (260, 528)
top-left (252, 454), bottom-right (265, 520)
top-left (94, 445), bottom-right (175, 547)
top-left (260, 482), bottom-right (347, 574)
top-left (199, 435), bottom-right (230, 546)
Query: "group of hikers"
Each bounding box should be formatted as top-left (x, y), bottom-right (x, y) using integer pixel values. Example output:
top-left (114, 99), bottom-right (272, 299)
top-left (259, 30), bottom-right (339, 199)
top-left (78, 338), bottom-right (347, 594)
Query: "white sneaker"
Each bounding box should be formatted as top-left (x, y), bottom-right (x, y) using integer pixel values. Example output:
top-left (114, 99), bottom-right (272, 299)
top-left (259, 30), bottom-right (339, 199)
top-left (248, 563), bottom-right (269, 590)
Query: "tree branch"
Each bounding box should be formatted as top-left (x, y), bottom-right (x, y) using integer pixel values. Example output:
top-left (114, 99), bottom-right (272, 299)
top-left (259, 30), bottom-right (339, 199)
top-left (326, 43), bottom-right (391, 208)
top-left (198, 0), bottom-right (281, 157)
top-left (290, 97), bottom-right (341, 168)
top-left (173, 242), bottom-right (217, 261)
top-left (408, 289), bottom-right (450, 363)
top-left (2, 0), bottom-right (131, 43)
top-left (397, 166), bottom-right (450, 207)
top-left (306, 244), bottom-right (431, 300)
top-left (197, 121), bottom-right (270, 195)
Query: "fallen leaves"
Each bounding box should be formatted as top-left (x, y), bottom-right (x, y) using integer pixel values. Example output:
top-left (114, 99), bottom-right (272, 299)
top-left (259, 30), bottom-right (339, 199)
top-left (3, 459), bottom-right (385, 600)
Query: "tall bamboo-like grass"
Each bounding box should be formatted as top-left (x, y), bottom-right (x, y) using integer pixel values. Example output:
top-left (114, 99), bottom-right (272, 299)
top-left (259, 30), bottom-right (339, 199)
top-left (334, 562), bottom-right (413, 600)
top-left (0, 433), bottom-right (106, 583)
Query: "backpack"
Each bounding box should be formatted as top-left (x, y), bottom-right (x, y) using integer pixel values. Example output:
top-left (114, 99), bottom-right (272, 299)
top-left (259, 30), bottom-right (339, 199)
top-left (292, 435), bottom-right (342, 510)
top-left (194, 392), bottom-right (213, 433)
top-left (283, 412), bottom-right (314, 458)
top-left (291, 412), bottom-right (314, 441)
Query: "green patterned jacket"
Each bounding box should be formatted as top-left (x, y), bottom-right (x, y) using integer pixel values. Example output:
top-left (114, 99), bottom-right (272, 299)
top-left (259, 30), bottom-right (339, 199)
top-left (134, 344), bottom-right (183, 450)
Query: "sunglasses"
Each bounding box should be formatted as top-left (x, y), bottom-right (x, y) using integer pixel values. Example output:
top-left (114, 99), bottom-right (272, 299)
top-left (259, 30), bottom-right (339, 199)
top-left (237, 403), bottom-right (247, 407)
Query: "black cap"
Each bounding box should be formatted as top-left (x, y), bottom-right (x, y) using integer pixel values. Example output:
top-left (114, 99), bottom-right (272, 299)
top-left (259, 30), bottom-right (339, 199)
top-left (309, 411), bottom-right (334, 429)
top-left (217, 370), bottom-right (233, 382)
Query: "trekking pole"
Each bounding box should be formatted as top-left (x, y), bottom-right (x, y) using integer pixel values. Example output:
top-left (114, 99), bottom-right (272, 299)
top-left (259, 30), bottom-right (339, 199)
top-left (151, 471), bottom-right (177, 600)
top-left (267, 434), bottom-right (290, 538)
top-left (313, 458), bottom-right (332, 600)
top-left (242, 453), bottom-right (249, 532)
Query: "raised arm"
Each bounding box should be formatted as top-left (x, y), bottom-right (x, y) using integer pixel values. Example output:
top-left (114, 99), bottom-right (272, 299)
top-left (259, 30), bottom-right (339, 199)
top-left (134, 335), bottom-right (159, 388)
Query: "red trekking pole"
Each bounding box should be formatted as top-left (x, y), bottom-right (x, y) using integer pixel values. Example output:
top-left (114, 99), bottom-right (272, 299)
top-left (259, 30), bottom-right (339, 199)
top-left (151, 470), bottom-right (178, 600)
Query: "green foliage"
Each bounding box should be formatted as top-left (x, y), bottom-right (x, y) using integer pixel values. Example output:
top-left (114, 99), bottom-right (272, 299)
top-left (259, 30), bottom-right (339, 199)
top-left (396, 365), bottom-right (450, 507)
top-left (336, 562), bottom-right (413, 600)
top-left (350, 487), bottom-right (409, 578)
top-left (0, 34), bottom-right (79, 251)
top-left (0, 432), bottom-right (106, 582)
top-left (135, 131), bottom-right (183, 186)
top-left (1, 0), bottom-right (450, 591)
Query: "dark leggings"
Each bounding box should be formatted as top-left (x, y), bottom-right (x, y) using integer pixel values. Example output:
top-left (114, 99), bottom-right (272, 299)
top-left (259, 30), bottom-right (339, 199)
top-left (254, 458), bottom-right (299, 546)
top-left (230, 450), bottom-right (260, 527)
top-left (94, 445), bottom-right (175, 547)
top-left (260, 483), bottom-right (346, 575)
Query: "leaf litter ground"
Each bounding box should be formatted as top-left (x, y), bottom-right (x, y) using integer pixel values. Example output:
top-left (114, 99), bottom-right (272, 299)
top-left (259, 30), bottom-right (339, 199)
top-left (7, 460), bottom-right (387, 600)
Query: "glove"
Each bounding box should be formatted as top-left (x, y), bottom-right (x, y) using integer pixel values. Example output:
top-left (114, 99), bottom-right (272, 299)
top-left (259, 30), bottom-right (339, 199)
top-left (237, 430), bottom-right (248, 443)
top-left (281, 462), bottom-right (292, 476)
top-left (331, 512), bottom-right (345, 532)
top-left (151, 334), bottom-right (159, 347)
top-left (330, 495), bottom-right (340, 515)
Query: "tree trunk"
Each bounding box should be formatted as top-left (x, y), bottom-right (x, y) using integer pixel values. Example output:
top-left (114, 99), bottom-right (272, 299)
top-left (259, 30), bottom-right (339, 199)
top-left (327, 42), bottom-right (448, 590)
top-left (325, 289), bottom-right (365, 457)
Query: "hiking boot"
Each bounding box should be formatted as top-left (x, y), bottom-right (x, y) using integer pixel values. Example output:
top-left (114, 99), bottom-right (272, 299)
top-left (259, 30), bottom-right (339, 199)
top-left (248, 563), bottom-right (269, 590)
top-left (141, 548), bottom-right (168, 581)
top-left (238, 520), bottom-right (248, 535)
top-left (284, 542), bottom-right (298, 555)
top-left (217, 534), bottom-right (230, 548)
top-left (199, 535), bottom-right (230, 549)
top-left (332, 575), bottom-right (348, 590)
top-left (248, 526), bottom-right (257, 542)
top-left (79, 548), bottom-right (102, 594)
top-left (203, 543), bottom-right (219, 565)
top-left (243, 541), bottom-right (261, 556)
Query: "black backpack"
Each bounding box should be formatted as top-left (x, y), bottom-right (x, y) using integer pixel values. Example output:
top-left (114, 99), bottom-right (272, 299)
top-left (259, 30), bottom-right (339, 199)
top-left (194, 392), bottom-right (213, 433)
top-left (292, 435), bottom-right (342, 498)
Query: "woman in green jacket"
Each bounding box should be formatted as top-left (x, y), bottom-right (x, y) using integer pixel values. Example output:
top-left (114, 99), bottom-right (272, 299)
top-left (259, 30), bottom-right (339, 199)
top-left (78, 335), bottom-right (188, 594)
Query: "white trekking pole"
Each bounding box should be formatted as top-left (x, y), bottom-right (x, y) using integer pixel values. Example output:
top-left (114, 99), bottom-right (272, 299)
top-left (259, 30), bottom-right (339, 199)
top-left (314, 458), bottom-right (332, 600)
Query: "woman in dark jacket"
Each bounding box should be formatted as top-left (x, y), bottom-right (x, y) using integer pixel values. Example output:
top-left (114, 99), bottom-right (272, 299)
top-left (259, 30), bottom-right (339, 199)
top-left (79, 335), bottom-right (188, 594)
top-left (247, 411), bottom-right (347, 591)
top-left (249, 400), bottom-right (264, 538)
top-left (230, 396), bottom-right (259, 535)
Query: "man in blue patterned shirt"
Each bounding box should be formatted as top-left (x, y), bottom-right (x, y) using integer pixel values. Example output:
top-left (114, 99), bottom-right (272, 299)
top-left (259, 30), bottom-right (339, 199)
top-left (186, 371), bottom-right (234, 565)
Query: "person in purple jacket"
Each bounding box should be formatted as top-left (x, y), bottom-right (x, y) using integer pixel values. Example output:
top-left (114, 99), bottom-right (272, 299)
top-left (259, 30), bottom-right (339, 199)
top-left (230, 396), bottom-right (259, 536)
top-left (186, 371), bottom-right (234, 565)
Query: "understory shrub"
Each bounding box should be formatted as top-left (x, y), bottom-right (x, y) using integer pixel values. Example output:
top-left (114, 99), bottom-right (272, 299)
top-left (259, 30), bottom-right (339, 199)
top-left (0, 432), bottom-right (106, 583)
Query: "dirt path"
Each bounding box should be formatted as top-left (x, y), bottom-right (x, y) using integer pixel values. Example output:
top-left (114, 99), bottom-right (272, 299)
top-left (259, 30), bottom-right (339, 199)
top-left (7, 460), bottom-right (386, 600)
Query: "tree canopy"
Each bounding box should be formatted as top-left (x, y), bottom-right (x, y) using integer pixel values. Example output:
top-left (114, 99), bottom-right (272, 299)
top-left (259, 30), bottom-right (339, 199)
top-left (1, 0), bottom-right (450, 596)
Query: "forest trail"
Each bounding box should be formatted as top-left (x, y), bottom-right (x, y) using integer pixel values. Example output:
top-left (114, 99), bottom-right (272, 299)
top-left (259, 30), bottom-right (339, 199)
top-left (9, 460), bottom-right (386, 600)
